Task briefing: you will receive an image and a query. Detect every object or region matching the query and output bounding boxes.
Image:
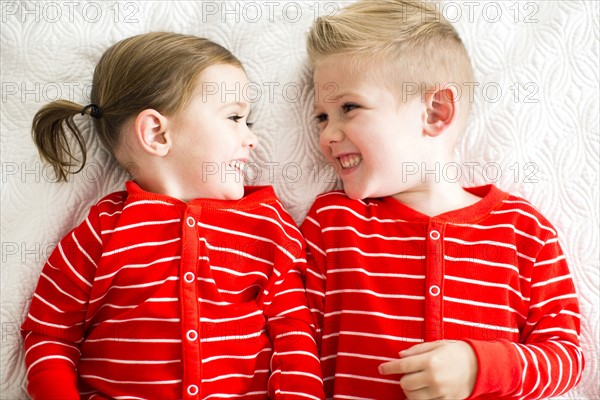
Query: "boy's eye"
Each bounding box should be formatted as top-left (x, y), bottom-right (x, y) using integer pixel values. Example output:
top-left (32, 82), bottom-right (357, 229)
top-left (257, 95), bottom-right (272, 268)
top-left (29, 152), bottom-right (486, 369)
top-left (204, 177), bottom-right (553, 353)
top-left (342, 103), bottom-right (359, 113)
top-left (315, 113), bottom-right (328, 123)
top-left (246, 121), bottom-right (254, 128)
top-left (229, 115), bottom-right (243, 122)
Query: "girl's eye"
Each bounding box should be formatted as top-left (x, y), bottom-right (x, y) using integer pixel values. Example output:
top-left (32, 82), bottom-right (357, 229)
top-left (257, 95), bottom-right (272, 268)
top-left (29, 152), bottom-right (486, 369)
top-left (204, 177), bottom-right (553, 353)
top-left (315, 113), bottom-right (328, 123)
top-left (229, 115), bottom-right (253, 128)
top-left (342, 103), bottom-right (359, 113)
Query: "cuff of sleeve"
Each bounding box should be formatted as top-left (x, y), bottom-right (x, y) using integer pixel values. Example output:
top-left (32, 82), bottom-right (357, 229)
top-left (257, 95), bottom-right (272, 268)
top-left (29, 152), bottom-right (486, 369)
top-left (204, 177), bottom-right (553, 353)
top-left (27, 366), bottom-right (79, 400)
top-left (464, 339), bottom-right (522, 398)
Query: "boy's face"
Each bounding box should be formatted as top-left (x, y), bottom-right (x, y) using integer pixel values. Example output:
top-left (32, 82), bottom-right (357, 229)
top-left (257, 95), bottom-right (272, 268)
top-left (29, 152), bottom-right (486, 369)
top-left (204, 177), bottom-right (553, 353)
top-left (313, 57), bottom-right (429, 200)
top-left (167, 64), bottom-right (258, 201)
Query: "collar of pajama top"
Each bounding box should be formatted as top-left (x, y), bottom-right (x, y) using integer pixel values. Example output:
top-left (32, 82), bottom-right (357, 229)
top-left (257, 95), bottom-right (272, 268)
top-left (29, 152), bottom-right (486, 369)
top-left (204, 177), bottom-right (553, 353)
top-left (124, 180), bottom-right (276, 209)
top-left (379, 184), bottom-right (507, 222)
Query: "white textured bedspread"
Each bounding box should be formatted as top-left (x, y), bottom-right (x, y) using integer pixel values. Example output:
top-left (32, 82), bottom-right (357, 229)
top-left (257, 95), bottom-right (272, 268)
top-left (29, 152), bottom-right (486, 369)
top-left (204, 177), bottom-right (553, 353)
top-left (1, 1), bottom-right (598, 398)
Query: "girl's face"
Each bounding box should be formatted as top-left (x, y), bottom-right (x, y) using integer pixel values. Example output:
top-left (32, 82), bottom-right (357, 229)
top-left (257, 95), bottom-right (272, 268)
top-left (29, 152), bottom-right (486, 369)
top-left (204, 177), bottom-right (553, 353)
top-left (167, 64), bottom-right (258, 201)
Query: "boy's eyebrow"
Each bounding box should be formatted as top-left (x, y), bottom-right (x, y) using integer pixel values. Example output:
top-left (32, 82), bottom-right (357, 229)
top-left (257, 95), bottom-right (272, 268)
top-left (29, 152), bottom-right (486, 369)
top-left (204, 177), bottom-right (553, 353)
top-left (313, 91), bottom-right (363, 110)
top-left (331, 91), bottom-right (356, 101)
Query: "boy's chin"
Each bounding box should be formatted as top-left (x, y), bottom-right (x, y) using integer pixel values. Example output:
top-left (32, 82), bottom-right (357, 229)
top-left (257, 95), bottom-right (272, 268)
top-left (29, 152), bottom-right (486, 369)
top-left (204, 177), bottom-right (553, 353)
top-left (343, 183), bottom-right (400, 200)
top-left (342, 186), bottom-right (370, 201)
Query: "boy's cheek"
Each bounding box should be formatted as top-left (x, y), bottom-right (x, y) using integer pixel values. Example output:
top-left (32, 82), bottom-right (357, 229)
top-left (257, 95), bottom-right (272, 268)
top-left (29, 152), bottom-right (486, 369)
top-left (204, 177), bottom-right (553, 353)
top-left (319, 144), bottom-right (334, 160)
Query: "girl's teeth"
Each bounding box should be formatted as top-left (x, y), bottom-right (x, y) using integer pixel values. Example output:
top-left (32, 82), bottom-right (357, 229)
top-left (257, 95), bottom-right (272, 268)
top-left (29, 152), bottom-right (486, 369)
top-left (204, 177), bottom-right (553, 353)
top-left (339, 155), bottom-right (363, 169)
top-left (230, 161), bottom-right (245, 171)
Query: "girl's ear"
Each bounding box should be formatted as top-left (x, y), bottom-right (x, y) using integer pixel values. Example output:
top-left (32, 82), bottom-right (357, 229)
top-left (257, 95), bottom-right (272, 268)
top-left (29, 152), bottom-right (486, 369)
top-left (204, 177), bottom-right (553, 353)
top-left (422, 87), bottom-right (456, 137)
top-left (134, 109), bottom-right (171, 157)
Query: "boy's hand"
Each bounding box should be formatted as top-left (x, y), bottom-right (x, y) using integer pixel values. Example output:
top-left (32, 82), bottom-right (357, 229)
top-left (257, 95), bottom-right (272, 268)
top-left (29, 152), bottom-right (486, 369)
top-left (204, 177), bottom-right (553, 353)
top-left (378, 340), bottom-right (478, 400)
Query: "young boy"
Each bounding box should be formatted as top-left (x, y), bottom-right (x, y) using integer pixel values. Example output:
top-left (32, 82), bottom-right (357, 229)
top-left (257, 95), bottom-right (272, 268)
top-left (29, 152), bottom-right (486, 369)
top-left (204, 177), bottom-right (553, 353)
top-left (301, 1), bottom-right (584, 399)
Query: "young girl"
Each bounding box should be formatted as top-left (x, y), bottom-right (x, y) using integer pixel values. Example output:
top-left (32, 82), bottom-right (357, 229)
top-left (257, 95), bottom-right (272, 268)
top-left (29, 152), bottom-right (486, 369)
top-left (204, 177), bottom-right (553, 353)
top-left (21, 32), bottom-right (324, 400)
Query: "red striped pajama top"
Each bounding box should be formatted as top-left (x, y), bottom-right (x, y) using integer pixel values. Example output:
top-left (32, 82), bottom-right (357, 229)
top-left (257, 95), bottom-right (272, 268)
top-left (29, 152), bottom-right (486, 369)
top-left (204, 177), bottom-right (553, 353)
top-left (22, 181), bottom-right (325, 400)
top-left (300, 185), bottom-right (583, 399)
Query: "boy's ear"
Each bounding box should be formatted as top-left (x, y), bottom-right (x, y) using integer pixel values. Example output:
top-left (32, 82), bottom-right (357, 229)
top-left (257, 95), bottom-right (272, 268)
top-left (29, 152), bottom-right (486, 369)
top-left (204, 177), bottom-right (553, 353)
top-left (134, 109), bottom-right (171, 156)
top-left (422, 88), bottom-right (456, 137)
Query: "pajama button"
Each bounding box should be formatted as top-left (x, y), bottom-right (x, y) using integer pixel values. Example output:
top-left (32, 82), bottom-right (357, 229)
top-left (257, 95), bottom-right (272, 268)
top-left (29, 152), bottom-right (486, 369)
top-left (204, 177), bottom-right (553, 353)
top-left (429, 285), bottom-right (440, 296)
top-left (186, 329), bottom-right (198, 341)
top-left (184, 272), bottom-right (195, 283)
top-left (186, 216), bottom-right (195, 227)
top-left (187, 384), bottom-right (199, 395)
top-left (429, 230), bottom-right (440, 240)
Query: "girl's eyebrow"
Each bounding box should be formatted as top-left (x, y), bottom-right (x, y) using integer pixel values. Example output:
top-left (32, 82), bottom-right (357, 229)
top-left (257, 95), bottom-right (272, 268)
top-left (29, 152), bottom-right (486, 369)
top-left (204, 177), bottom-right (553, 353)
top-left (219, 101), bottom-right (250, 112)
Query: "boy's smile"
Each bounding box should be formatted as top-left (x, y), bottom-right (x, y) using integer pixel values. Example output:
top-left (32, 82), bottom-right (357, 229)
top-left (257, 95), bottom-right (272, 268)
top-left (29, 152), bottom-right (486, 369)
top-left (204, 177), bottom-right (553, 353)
top-left (313, 56), bottom-right (430, 200)
top-left (337, 154), bottom-right (363, 170)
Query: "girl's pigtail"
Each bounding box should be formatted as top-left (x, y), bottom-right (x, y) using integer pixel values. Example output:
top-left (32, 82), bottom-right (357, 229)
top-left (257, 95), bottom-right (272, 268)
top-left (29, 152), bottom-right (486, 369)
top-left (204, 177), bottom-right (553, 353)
top-left (32, 99), bottom-right (89, 182)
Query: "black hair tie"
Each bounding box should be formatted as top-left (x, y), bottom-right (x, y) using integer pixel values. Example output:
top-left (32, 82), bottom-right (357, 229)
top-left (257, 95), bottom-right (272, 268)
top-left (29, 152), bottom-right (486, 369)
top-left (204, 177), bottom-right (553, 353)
top-left (81, 104), bottom-right (103, 119)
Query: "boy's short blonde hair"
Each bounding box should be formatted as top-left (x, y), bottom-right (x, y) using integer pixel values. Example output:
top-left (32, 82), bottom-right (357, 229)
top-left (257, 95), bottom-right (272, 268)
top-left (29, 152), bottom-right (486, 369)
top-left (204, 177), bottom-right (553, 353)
top-left (307, 0), bottom-right (474, 107)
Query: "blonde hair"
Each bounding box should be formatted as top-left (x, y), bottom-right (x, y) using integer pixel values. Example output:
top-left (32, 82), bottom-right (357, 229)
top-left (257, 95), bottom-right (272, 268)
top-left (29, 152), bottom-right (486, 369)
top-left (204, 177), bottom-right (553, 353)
top-left (32, 32), bottom-right (242, 181)
top-left (307, 0), bottom-right (474, 102)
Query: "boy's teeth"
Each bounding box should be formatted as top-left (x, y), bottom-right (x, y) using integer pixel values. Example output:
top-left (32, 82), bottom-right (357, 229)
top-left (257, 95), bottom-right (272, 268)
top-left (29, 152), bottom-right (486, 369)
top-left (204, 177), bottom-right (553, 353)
top-left (339, 154), bottom-right (363, 169)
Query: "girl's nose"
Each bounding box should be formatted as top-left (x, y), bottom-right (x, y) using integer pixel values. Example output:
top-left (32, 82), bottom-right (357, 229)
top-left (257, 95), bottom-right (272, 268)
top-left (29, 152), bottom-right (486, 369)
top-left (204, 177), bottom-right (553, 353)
top-left (245, 126), bottom-right (258, 149)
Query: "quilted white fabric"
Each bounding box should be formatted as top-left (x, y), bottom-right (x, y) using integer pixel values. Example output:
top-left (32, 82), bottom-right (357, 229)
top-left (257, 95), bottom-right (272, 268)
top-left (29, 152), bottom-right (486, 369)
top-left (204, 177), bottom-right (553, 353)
top-left (1, 1), bottom-right (598, 398)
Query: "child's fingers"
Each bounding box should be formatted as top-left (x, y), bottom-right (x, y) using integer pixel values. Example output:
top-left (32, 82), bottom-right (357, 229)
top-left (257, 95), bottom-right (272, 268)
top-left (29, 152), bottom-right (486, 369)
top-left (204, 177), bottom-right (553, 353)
top-left (400, 340), bottom-right (446, 357)
top-left (399, 371), bottom-right (428, 392)
top-left (403, 386), bottom-right (438, 400)
top-left (379, 353), bottom-right (426, 375)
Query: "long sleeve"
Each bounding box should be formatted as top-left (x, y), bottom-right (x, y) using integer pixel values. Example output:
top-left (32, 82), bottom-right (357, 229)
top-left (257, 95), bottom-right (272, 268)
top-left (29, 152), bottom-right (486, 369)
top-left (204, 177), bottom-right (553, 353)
top-left (265, 266), bottom-right (325, 399)
top-left (260, 208), bottom-right (324, 399)
top-left (299, 206), bottom-right (328, 349)
top-left (466, 234), bottom-right (584, 399)
top-left (21, 206), bottom-right (103, 399)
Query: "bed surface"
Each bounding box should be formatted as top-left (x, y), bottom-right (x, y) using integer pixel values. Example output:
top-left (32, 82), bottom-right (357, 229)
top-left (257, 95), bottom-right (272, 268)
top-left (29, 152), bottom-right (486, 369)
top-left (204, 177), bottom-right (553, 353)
top-left (1, 1), bottom-right (598, 398)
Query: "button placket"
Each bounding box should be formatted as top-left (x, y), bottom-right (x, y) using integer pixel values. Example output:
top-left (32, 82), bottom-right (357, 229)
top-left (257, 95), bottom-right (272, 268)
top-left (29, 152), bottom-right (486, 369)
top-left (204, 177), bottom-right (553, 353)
top-left (425, 222), bottom-right (445, 341)
top-left (180, 207), bottom-right (202, 398)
